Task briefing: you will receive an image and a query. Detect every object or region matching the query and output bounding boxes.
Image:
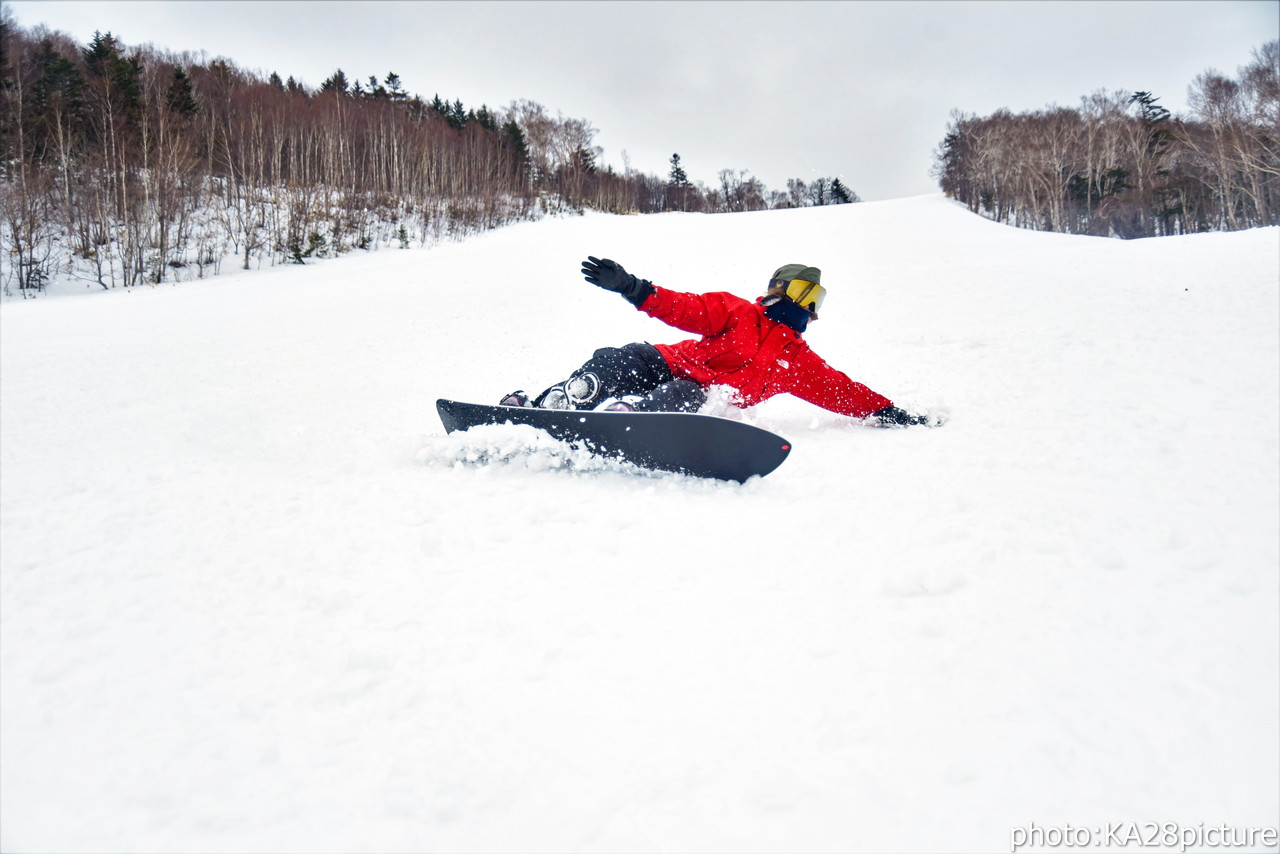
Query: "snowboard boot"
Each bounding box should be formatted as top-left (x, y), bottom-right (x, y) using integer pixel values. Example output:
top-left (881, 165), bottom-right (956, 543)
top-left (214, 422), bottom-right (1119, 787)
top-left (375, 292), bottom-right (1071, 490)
top-left (564, 373), bottom-right (602, 408)
top-left (596, 395), bottom-right (645, 412)
top-left (499, 390), bottom-right (533, 407)
top-left (534, 372), bottom-right (603, 410)
top-left (536, 386), bottom-right (571, 409)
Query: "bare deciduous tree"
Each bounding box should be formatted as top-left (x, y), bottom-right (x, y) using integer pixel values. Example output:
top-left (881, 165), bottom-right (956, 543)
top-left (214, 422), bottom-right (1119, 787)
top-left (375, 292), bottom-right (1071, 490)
top-left (934, 42), bottom-right (1278, 237)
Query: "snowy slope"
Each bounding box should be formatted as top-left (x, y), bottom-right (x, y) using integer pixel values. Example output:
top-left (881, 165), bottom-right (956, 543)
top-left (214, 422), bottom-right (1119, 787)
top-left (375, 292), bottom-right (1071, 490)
top-left (2, 196), bottom-right (1277, 853)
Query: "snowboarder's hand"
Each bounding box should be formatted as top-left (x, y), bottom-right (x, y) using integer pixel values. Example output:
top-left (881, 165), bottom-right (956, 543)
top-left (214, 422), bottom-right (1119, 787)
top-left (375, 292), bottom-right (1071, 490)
top-left (581, 256), bottom-right (656, 308)
top-left (582, 256), bottom-right (629, 291)
top-left (871, 405), bottom-right (929, 427)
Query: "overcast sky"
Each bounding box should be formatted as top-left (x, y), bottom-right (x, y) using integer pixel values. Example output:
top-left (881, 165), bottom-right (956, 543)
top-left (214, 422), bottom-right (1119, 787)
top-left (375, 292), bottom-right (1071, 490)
top-left (8, 0), bottom-right (1278, 200)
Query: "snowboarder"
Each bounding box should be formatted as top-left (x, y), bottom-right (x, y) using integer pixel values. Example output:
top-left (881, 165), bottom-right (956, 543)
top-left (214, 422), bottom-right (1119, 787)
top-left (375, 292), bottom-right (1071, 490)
top-left (500, 257), bottom-right (930, 427)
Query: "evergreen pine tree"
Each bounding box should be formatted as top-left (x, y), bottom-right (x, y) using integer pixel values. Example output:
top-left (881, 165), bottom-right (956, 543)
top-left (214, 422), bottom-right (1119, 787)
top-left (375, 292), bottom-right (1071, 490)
top-left (1131, 91), bottom-right (1173, 156)
top-left (667, 154), bottom-right (693, 211)
top-left (501, 118), bottom-right (530, 176)
top-left (474, 105), bottom-right (497, 131)
top-left (82, 30), bottom-right (120, 73)
top-left (319, 69), bottom-right (349, 94)
top-left (82, 31), bottom-right (143, 126)
top-left (384, 72), bottom-right (405, 101)
top-left (26, 38), bottom-right (87, 160)
top-left (166, 67), bottom-right (199, 117)
top-left (668, 152), bottom-right (689, 186)
top-left (829, 178), bottom-right (857, 204)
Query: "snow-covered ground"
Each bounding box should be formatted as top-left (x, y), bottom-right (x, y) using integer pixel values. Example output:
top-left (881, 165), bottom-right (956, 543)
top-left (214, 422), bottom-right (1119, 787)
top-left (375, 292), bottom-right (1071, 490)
top-left (2, 195), bottom-right (1277, 853)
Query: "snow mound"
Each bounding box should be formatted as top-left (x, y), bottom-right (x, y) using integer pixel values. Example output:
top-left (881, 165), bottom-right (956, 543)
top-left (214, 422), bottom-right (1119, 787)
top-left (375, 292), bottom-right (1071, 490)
top-left (2, 195), bottom-right (1277, 853)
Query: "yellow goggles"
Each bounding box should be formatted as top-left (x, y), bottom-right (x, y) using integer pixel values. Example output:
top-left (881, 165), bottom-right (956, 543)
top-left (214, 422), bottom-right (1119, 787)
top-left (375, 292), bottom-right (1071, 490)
top-left (771, 277), bottom-right (826, 314)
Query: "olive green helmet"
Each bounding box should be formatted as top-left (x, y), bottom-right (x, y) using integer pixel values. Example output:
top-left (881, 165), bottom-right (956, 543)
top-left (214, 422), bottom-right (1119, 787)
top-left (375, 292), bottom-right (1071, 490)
top-left (766, 264), bottom-right (825, 317)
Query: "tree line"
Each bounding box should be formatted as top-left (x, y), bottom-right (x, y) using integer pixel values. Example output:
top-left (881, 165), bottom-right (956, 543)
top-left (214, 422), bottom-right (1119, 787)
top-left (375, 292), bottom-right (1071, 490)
top-left (0, 14), bottom-right (856, 295)
top-left (933, 42), bottom-right (1279, 238)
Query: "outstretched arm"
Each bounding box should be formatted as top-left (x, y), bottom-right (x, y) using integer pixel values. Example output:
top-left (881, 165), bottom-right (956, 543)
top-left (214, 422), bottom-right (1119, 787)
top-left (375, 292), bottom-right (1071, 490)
top-left (580, 256), bottom-right (737, 336)
top-left (787, 356), bottom-right (931, 426)
top-left (787, 361), bottom-right (893, 419)
top-left (581, 256), bottom-right (655, 307)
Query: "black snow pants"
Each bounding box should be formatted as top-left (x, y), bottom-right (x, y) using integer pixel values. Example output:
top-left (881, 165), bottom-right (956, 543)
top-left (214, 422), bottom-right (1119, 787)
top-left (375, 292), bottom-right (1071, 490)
top-left (534, 342), bottom-right (706, 412)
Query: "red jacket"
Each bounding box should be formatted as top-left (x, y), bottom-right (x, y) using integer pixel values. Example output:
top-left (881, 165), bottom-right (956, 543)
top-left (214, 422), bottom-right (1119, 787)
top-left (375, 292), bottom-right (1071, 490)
top-left (637, 286), bottom-right (892, 417)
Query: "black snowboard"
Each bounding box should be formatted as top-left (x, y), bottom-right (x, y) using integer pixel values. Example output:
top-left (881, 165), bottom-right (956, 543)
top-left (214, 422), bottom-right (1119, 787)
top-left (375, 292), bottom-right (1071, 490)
top-left (437, 399), bottom-right (791, 482)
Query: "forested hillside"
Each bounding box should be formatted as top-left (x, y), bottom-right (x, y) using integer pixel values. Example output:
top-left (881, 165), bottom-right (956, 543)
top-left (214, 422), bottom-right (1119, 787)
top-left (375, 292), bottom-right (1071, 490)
top-left (933, 42), bottom-right (1279, 237)
top-left (0, 15), bottom-right (854, 295)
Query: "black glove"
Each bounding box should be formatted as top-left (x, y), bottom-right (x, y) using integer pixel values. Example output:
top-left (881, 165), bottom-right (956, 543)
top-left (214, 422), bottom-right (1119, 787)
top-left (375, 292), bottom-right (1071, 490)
top-left (872, 405), bottom-right (928, 427)
top-left (582, 256), bottom-right (656, 308)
